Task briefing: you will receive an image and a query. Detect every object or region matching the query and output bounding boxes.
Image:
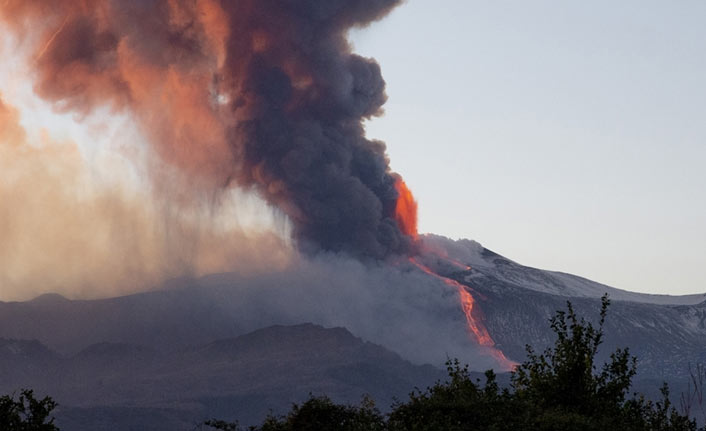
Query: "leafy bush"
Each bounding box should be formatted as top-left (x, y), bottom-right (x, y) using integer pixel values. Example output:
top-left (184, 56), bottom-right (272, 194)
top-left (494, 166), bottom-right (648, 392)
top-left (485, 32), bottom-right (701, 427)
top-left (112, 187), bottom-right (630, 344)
top-left (0, 389), bottom-right (59, 431)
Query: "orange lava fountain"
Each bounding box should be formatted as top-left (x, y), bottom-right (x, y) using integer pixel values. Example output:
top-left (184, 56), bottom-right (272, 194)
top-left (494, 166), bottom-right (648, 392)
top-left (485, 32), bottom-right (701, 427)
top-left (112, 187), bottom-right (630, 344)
top-left (393, 177), bottom-right (418, 238)
top-left (393, 176), bottom-right (516, 370)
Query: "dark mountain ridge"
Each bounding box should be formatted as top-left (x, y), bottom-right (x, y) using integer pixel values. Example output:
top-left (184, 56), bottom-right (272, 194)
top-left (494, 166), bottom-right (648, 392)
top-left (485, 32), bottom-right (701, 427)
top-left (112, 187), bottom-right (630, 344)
top-left (0, 324), bottom-right (444, 430)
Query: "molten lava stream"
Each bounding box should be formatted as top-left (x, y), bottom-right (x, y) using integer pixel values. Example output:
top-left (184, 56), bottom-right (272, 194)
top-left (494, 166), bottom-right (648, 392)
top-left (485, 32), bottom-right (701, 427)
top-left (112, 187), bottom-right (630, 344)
top-left (409, 257), bottom-right (516, 370)
top-left (393, 176), bottom-right (514, 369)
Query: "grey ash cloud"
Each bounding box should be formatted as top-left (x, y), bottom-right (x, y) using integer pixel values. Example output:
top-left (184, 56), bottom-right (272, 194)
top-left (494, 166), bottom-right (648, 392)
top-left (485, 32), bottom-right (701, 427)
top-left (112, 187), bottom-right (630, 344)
top-left (2, 0), bottom-right (413, 259)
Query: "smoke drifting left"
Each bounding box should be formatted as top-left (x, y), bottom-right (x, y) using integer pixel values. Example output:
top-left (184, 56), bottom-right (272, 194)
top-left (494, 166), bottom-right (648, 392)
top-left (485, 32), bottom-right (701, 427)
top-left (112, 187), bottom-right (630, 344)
top-left (1, 0), bottom-right (412, 260)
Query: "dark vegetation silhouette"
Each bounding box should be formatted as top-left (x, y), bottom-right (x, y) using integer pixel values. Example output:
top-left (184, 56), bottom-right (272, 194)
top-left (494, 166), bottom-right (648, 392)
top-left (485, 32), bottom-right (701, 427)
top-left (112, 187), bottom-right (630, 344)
top-left (0, 389), bottom-right (58, 431)
top-left (202, 295), bottom-right (701, 431)
top-left (681, 364), bottom-right (706, 425)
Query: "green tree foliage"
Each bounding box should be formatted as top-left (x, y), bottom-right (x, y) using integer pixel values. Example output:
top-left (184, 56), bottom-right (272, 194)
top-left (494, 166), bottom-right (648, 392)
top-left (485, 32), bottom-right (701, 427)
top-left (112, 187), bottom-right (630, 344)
top-left (508, 295), bottom-right (695, 430)
top-left (205, 295), bottom-right (700, 431)
top-left (0, 389), bottom-right (59, 431)
top-left (386, 362), bottom-right (519, 431)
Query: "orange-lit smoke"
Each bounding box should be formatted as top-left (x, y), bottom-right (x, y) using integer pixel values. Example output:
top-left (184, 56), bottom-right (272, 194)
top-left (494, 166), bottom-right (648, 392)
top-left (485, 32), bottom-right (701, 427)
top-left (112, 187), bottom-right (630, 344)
top-left (0, 0), bottom-right (234, 188)
top-left (394, 177), bottom-right (418, 238)
top-left (0, 0), bottom-right (412, 258)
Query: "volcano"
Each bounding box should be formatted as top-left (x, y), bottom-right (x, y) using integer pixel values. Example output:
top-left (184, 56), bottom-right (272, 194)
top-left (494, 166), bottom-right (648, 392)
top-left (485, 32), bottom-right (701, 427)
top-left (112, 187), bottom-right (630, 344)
top-left (1, 235), bottom-right (705, 376)
top-left (2, 236), bottom-right (706, 429)
top-left (1, 1), bottom-right (705, 429)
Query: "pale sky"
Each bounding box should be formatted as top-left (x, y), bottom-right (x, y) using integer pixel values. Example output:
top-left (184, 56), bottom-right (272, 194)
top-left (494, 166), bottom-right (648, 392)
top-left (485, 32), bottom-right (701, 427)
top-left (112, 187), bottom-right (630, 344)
top-left (351, 0), bottom-right (706, 295)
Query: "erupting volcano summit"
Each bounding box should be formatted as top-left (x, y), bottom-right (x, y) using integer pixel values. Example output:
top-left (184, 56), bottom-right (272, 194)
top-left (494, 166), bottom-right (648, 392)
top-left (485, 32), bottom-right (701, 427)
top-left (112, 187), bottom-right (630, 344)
top-left (1, 0), bottom-right (415, 258)
top-left (0, 0), bottom-right (515, 368)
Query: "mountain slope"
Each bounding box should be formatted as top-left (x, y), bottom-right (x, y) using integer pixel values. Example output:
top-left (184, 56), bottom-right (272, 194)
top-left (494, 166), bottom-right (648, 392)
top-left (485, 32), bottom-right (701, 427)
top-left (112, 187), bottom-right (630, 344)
top-left (2, 236), bottom-right (706, 379)
top-left (1, 236), bottom-right (704, 385)
top-left (0, 324), bottom-right (444, 431)
top-left (420, 235), bottom-right (706, 378)
top-left (420, 234), bottom-right (706, 305)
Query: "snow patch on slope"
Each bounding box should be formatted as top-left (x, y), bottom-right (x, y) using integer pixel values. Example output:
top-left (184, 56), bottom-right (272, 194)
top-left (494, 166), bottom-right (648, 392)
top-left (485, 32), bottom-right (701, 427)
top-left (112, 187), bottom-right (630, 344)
top-left (421, 234), bottom-right (706, 306)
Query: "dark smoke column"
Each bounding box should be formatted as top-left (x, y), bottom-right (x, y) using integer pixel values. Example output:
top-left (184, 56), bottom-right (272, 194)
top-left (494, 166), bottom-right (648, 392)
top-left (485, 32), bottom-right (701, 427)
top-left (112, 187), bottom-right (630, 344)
top-left (222, 0), bottom-right (410, 258)
top-left (0, 0), bottom-right (412, 259)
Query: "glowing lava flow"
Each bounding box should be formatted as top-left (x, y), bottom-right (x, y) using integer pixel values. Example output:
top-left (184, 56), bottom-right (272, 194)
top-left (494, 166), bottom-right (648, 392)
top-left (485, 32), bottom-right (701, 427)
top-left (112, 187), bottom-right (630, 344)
top-left (410, 258), bottom-right (491, 344)
top-left (393, 176), bottom-right (515, 370)
top-left (410, 257), bottom-right (516, 370)
top-left (458, 286), bottom-right (495, 347)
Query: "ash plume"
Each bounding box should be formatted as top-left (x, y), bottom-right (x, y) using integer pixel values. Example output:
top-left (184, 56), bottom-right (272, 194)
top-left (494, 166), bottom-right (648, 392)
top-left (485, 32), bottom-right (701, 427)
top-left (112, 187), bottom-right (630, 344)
top-left (1, 0), bottom-right (411, 259)
top-left (0, 2), bottom-right (514, 370)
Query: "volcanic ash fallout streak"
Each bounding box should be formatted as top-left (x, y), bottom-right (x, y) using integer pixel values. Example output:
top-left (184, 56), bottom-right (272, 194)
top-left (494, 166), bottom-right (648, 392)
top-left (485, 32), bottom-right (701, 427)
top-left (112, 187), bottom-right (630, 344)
top-left (0, 94), bottom-right (291, 301)
top-left (1, 0), bottom-right (413, 259)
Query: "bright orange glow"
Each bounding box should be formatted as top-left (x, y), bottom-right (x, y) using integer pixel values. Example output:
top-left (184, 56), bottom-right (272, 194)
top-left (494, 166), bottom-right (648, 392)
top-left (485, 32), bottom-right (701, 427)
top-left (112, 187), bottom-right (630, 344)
top-left (410, 256), bottom-right (517, 371)
top-left (394, 177), bottom-right (418, 238)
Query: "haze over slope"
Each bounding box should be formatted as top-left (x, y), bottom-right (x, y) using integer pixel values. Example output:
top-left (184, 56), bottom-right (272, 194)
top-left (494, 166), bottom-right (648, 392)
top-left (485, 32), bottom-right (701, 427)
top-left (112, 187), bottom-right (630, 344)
top-left (2, 235), bottom-right (705, 376)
